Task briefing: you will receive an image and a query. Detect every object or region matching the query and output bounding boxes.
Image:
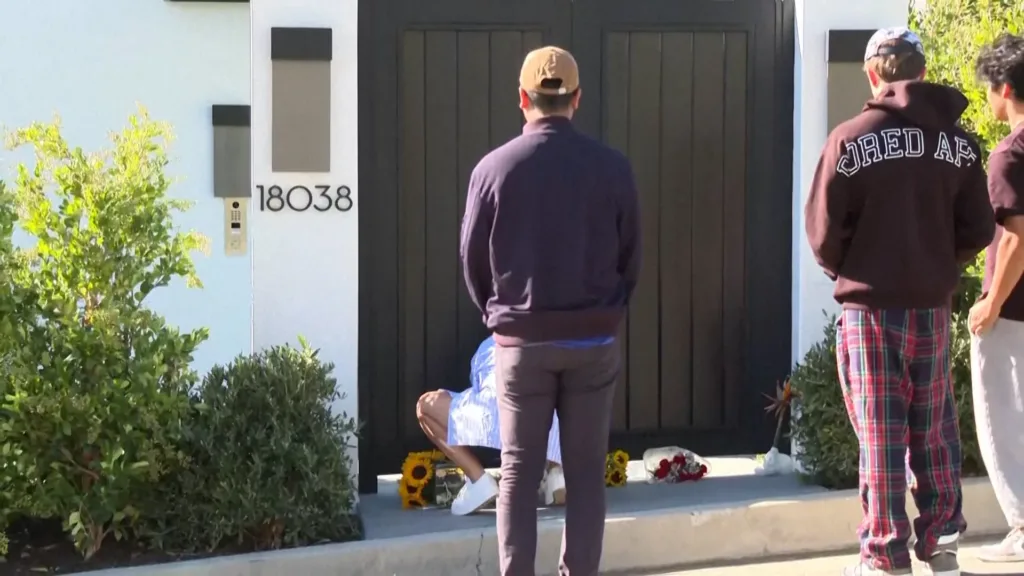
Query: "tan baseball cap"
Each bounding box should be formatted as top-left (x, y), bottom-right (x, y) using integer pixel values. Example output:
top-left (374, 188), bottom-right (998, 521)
top-left (519, 46), bottom-right (580, 95)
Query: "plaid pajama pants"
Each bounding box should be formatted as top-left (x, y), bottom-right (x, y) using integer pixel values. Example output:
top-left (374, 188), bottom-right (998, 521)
top-left (836, 308), bottom-right (964, 571)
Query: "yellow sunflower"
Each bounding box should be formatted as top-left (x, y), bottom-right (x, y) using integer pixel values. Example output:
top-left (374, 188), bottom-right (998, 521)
top-left (611, 450), bottom-right (630, 469)
top-left (402, 453), bottom-right (434, 488)
top-left (605, 468), bottom-right (627, 488)
top-left (399, 480), bottom-right (427, 509)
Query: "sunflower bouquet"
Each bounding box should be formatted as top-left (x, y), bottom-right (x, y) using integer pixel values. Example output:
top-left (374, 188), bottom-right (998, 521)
top-left (399, 450), bottom-right (445, 509)
top-left (604, 449), bottom-right (629, 488)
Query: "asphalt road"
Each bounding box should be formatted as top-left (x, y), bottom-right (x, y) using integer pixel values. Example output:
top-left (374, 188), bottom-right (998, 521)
top-left (654, 540), bottom-right (1024, 575)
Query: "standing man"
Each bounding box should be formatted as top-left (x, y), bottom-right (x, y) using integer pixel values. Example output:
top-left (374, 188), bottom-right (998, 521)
top-left (804, 27), bottom-right (994, 576)
top-left (459, 46), bottom-right (641, 576)
top-left (968, 32), bottom-right (1024, 564)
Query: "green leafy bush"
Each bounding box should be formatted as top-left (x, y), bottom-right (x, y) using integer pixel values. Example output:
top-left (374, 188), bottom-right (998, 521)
top-left (0, 109), bottom-right (208, 558)
top-left (144, 338), bottom-right (362, 552)
top-left (912, 0), bottom-right (1024, 158)
top-left (788, 315), bottom-right (857, 489)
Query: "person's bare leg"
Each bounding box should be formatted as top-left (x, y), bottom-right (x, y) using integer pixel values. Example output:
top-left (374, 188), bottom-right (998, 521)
top-left (416, 391), bottom-right (486, 482)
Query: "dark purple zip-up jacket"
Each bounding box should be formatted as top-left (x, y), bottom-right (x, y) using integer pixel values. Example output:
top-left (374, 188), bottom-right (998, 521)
top-left (459, 116), bottom-right (642, 346)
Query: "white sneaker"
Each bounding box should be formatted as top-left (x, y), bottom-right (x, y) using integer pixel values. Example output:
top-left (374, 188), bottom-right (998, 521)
top-left (978, 528), bottom-right (1024, 563)
top-left (542, 466), bottom-right (566, 506)
top-left (450, 473), bottom-right (498, 516)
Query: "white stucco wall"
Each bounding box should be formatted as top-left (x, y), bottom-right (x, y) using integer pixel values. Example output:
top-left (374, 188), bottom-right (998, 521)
top-left (250, 0), bottom-right (359, 455)
top-left (0, 1), bottom-right (251, 374)
top-left (791, 0), bottom-right (911, 364)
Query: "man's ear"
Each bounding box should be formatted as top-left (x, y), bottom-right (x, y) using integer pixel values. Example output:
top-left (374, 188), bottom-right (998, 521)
top-left (519, 88), bottom-right (531, 110)
top-left (866, 68), bottom-right (881, 88)
top-left (918, 66), bottom-right (928, 81)
top-left (1002, 83), bottom-right (1014, 99)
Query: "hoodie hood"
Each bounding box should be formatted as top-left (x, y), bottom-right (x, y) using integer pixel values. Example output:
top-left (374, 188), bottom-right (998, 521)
top-left (864, 80), bottom-right (969, 130)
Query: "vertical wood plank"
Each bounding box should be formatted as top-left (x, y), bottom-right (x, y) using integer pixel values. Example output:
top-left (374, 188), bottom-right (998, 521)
top-left (722, 32), bottom-right (748, 426)
top-left (400, 31), bottom-right (428, 442)
top-left (658, 32), bottom-right (694, 428)
top-left (490, 31), bottom-right (524, 148)
top-left (603, 31), bottom-right (630, 432)
top-left (522, 31), bottom-right (544, 57)
top-left (690, 32), bottom-right (726, 428)
top-left (522, 31), bottom-right (544, 131)
top-left (456, 32), bottom-right (493, 380)
top-left (626, 32), bottom-right (662, 431)
top-left (424, 31), bottom-right (461, 419)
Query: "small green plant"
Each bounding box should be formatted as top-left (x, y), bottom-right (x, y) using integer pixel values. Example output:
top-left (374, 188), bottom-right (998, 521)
top-left (788, 315), bottom-right (859, 489)
top-left (0, 108), bottom-right (208, 558)
top-left (145, 338), bottom-right (362, 552)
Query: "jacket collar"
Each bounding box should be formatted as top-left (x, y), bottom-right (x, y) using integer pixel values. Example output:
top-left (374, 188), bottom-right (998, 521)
top-left (523, 115), bottom-right (574, 135)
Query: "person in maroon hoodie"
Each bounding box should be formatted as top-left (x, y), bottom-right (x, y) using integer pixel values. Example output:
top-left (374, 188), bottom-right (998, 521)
top-left (804, 27), bottom-right (995, 576)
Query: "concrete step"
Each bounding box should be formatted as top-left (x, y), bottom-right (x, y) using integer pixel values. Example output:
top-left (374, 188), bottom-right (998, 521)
top-left (87, 457), bottom-right (1008, 575)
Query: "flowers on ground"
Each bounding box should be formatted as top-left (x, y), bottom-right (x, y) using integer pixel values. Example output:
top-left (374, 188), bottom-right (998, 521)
top-left (604, 449), bottom-right (629, 488)
top-left (399, 450), bottom-right (445, 509)
top-left (645, 447), bottom-right (709, 484)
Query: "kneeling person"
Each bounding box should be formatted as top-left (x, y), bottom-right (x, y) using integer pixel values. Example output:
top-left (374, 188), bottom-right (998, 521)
top-left (416, 336), bottom-right (566, 516)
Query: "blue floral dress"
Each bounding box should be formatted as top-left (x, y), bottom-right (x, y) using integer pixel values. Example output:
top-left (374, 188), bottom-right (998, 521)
top-left (443, 336), bottom-right (562, 464)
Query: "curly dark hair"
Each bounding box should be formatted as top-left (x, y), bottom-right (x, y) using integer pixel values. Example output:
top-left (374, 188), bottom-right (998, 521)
top-left (976, 33), bottom-right (1024, 99)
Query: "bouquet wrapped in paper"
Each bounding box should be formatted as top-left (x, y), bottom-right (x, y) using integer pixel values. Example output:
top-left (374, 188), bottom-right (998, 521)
top-left (642, 446), bottom-right (709, 484)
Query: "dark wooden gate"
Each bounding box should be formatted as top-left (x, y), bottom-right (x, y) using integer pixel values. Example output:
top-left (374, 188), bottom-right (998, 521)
top-left (358, 0), bottom-right (793, 493)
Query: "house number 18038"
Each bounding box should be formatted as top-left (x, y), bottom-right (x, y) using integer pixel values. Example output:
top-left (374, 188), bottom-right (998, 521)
top-left (256, 185), bottom-right (353, 213)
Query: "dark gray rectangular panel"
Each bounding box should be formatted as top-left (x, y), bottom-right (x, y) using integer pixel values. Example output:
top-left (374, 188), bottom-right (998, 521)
top-left (212, 104), bottom-right (250, 127)
top-left (271, 27), bottom-right (333, 61)
top-left (272, 61), bottom-right (331, 172)
top-left (212, 105), bottom-right (251, 198)
top-left (828, 30), bottom-right (875, 63)
top-left (827, 62), bottom-right (872, 133)
top-left (271, 28), bottom-right (332, 173)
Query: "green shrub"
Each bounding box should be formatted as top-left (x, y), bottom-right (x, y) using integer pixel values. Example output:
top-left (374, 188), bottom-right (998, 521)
top-left (0, 109), bottom-right (208, 558)
top-left (911, 0), bottom-right (1024, 159)
top-left (788, 315), bottom-right (856, 489)
top-left (144, 338), bottom-right (362, 552)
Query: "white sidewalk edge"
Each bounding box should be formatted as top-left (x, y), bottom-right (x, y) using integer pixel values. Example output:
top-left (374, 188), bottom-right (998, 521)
top-left (84, 477), bottom-right (1007, 576)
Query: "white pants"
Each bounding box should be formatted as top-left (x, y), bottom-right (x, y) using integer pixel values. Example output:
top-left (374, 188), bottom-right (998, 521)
top-left (971, 318), bottom-right (1024, 528)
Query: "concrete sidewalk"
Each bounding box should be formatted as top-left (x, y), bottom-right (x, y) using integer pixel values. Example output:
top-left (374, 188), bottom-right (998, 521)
top-left (655, 540), bottom-right (1024, 575)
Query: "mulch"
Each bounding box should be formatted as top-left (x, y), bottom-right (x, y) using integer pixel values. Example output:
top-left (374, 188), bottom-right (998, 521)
top-left (0, 518), bottom-right (242, 575)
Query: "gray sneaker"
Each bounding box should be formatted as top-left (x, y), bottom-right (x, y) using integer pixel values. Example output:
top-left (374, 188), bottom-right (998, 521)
top-left (841, 563), bottom-right (913, 575)
top-left (923, 536), bottom-right (959, 576)
top-left (978, 528), bottom-right (1024, 563)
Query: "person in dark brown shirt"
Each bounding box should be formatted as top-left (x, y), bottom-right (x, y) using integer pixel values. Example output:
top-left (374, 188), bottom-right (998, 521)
top-left (804, 27), bottom-right (995, 576)
top-left (967, 32), bottom-right (1024, 564)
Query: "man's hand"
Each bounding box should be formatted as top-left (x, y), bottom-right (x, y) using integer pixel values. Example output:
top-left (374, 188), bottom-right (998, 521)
top-left (969, 296), bottom-right (1001, 336)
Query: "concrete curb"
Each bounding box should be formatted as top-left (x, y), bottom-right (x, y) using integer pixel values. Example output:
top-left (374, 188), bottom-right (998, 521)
top-left (88, 478), bottom-right (1007, 576)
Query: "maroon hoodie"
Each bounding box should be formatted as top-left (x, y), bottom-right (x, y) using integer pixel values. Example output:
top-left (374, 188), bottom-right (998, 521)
top-left (804, 81), bottom-right (995, 310)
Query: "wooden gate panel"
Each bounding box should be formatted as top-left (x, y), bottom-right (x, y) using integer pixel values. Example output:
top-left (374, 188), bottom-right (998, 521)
top-left (690, 32), bottom-right (728, 428)
top-left (658, 32), bottom-right (695, 430)
top-left (602, 30), bottom-right (749, 433)
top-left (625, 32), bottom-right (663, 432)
top-left (360, 0), bottom-right (792, 491)
top-left (723, 32), bottom-right (749, 427)
top-left (399, 31), bottom-right (429, 445)
top-left (397, 28), bottom-right (553, 452)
